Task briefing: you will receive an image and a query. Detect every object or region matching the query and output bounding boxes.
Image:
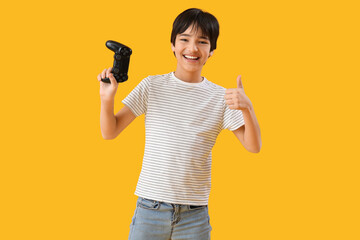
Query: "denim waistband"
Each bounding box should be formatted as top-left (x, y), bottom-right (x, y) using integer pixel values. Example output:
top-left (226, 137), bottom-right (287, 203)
top-left (141, 197), bottom-right (207, 207)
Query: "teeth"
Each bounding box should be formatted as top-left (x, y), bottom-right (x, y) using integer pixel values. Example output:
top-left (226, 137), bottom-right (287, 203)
top-left (184, 55), bottom-right (199, 60)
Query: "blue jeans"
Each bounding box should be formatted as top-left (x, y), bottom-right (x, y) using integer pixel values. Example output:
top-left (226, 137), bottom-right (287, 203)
top-left (128, 197), bottom-right (212, 240)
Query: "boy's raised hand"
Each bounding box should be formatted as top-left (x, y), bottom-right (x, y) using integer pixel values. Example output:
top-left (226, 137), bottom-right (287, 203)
top-left (224, 75), bottom-right (253, 111)
top-left (97, 67), bottom-right (119, 101)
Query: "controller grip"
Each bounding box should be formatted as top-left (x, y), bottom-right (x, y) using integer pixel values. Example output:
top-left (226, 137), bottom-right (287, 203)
top-left (101, 71), bottom-right (128, 83)
top-left (101, 77), bottom-right (111, 83)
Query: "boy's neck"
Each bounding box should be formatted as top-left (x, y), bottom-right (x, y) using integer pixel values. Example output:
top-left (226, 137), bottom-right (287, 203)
top-left (174, 69), bottom-right (204, 83)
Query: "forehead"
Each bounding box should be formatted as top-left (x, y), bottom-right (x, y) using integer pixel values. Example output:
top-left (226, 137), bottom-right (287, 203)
top-left (179, 24), bottom-right (209, 39)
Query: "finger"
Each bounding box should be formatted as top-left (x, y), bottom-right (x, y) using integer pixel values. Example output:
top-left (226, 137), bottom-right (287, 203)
top-left (101, 69), bottom-right (107, 79)
top-left (108, 73), bottom-right (117, 85)
top-left (226, 101), bottom-right (236, 109)
top-left (106, 67), bottom-right (113, 78)
top-left (225, 88), bottom-right (235, 94)
top-left (237, 75), bottom-right (243, 89)
top-left (224, 94), bottom-right (234, 100)
top-left (227, 98), bottom-right (240, 106)
top-left (225, 99), bottom-right (234, 105)
top-left (97, 74), bottom-right (101, 81)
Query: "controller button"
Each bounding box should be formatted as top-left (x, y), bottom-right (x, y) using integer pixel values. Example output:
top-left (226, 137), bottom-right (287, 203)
top-left (115, 55), bottom-right (122, 60)
top-left (113, 68), bottom-right (119, 74)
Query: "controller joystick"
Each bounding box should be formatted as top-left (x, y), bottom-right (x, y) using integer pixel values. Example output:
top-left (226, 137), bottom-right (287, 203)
top-left (101, 40), bottom-right (132, 83)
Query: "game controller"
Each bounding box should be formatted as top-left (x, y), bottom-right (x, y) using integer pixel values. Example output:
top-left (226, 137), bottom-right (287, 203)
top-left (101, 40), bottom-right (132, 83)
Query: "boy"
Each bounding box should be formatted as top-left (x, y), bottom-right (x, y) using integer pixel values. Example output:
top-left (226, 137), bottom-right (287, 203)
top-left (97, 8), bottom-right (261, 240)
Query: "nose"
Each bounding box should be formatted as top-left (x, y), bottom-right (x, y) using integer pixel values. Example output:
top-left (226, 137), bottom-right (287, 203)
top-left (188, 41), bottom-right (198, 52)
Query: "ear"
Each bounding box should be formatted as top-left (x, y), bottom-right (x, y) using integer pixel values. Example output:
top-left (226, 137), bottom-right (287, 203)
top-left (171, 43), bottom-right (176, 57)
top-left (209, 50), bottom-right (214, 57)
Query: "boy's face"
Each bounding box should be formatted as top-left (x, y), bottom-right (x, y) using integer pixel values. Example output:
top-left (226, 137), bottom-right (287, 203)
top-left (171, 25), bottom-right (214, 74)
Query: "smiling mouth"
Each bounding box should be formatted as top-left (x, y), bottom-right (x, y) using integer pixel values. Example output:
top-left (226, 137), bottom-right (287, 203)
top-left (183, 55), bottom-right (200, 60)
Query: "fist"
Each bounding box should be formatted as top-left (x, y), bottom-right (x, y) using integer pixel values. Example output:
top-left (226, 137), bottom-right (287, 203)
top-left (224, 75), bottom-right (252, 111)
top-left (97, 67), bottom-right (119, 101)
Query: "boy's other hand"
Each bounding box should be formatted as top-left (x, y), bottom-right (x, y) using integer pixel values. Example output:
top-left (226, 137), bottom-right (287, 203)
top-left (97, 67), bottom-right (119, 102)
top-left (224, 75), bottom-right (253, 111)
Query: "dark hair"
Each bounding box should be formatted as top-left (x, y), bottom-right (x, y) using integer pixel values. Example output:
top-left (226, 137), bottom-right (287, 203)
top-left (171, 8), bottom-right (219, 52)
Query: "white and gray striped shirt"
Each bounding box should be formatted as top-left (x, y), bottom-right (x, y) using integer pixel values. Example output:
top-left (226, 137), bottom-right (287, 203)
top-left (122, 72), bottom-right (244, 205)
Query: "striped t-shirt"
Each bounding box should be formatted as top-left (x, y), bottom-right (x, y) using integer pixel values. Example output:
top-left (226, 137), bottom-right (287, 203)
top-left (122, 72), bottom-right (244, 205)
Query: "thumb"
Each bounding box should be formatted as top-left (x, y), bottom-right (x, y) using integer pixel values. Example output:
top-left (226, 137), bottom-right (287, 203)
top-left (237, 75), bottom-right (243, 89)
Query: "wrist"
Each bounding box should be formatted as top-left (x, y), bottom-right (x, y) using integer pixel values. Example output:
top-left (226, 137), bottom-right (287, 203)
top-left (242, 103), bottom-right (253, 113)
top-left (100, 96), bottom-right (115, 104)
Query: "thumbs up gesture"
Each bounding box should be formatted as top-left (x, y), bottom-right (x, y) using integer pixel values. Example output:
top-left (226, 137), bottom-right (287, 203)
top-left (224, 75), bottom-right (253, 111)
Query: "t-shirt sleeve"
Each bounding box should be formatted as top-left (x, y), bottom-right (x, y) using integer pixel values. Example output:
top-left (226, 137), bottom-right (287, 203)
top-left (122, 76), bottom-right (151, 117)
top-left (221, 101), bottom-right (245, 131)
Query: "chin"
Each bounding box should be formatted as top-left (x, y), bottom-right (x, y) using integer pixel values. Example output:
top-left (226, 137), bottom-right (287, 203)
top-left (183, 66), bottom-right (202, 73)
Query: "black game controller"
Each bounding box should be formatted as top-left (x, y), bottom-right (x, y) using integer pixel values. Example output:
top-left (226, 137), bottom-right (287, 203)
top-left (101, 40), bottom-right (132, 83)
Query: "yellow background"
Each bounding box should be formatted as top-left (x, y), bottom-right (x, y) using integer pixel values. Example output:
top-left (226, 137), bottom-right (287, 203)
top-left (1, 0), bottom-right (359, 239)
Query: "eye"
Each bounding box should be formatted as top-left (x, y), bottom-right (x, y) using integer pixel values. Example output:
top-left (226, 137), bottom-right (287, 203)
top-left (200, 41), bottom-right (209, 44)
top-left (180, 38), bottom-right (188, 42)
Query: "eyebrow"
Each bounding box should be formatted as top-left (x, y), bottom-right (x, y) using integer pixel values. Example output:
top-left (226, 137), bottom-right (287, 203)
top-left (179, 34), bottom-right (209, 40)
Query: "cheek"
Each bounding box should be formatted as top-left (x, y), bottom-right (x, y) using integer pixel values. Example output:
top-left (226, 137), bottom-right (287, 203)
top-left (200, 46), bottom-right (211, 54)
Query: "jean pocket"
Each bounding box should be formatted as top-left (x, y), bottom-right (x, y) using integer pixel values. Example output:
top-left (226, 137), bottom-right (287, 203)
top-left (189, 205), bottom-right (207, 210)
top-left (139, 198), bottom-right (160, 210)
